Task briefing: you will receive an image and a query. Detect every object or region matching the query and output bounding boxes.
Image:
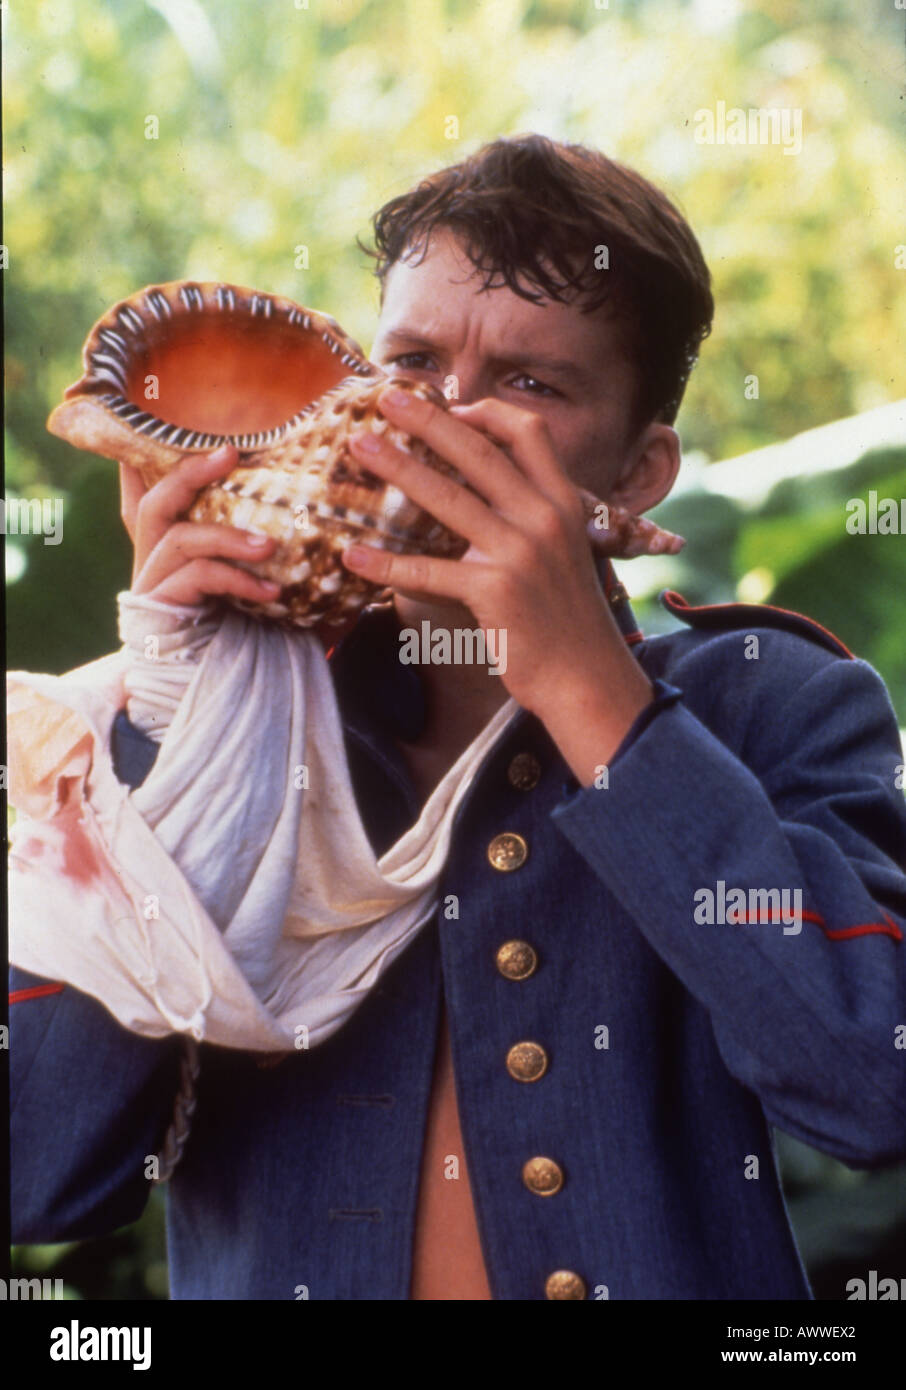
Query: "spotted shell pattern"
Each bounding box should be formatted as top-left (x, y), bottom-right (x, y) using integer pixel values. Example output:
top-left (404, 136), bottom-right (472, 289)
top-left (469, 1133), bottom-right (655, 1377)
top-left (188, 373), bottom-right (469, 628)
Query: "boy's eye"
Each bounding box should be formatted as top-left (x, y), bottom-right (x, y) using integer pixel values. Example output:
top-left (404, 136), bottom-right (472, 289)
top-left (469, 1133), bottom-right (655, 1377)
top-left (388, 352), bottom-right (435, 370)
top-left (384, 356), bottom-right (560, 399)
top-left (511, 373), bottom-right (558, 397)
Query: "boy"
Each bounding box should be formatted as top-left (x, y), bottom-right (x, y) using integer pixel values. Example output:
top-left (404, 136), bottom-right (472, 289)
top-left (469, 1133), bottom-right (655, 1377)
top-left (10, 133), bottom-right (906, 1299)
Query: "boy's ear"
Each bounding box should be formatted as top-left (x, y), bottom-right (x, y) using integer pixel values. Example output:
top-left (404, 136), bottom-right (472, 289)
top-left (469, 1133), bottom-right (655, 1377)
top-left (607, 423), bottom-right (680, 516)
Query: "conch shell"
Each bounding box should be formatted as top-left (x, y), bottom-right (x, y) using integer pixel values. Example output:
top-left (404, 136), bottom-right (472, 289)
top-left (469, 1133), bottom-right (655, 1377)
top-left (47, 279), bottom-right (683, 627)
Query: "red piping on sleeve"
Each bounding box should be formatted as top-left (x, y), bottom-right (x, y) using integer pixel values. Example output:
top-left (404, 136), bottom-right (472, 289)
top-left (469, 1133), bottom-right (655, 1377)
top-left (9, 982), bottom-right (65, 1004)
top-left (801, 908), bottom-right (903, 942)
top-left (728, 908), bottom-right (902, 942)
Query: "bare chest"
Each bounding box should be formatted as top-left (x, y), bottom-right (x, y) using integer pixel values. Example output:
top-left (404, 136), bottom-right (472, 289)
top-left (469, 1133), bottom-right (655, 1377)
top-left (397, 738), bottom-right (463, 807)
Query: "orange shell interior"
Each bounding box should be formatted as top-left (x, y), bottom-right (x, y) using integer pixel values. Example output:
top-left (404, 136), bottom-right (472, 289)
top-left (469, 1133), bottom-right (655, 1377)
top-left (72, 310), bottom-right (358, 436)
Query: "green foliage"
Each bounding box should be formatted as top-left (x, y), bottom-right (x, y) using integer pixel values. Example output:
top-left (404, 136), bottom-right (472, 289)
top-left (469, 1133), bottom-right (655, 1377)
top-left (6, 0), bottom-right (906, 506)
top-left (10, 1189), bottom-right (169, 1301)
top-left (638, 446), bottom-right (906, 705)
top-left (6, 0), bottom-right (905, 1300)
top-left (7, 462), bottom-right (133, 674)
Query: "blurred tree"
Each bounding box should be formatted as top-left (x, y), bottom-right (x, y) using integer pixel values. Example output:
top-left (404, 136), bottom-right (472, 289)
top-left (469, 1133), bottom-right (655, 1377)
top-left (6, 0), bottom-right (905, 1301)
top-left (634, 446), bottom-right (906, 701)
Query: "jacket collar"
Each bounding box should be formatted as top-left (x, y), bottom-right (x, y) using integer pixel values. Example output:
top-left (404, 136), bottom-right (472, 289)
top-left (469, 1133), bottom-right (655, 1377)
top-left (328, 554), bottom-right (643, 747)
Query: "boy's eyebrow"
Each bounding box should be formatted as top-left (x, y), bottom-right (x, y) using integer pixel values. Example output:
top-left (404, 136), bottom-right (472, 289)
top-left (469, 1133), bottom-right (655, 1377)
top-left (377, 326), bottom-right (600, 387)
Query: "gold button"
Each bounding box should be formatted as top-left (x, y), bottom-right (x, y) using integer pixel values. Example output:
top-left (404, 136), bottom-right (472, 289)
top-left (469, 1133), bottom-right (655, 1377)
top-left (495, 940), bottom-right (538, 981)
top-left (545, 1270), bottom-right (587, 1300)
top-left (487, 832), bottom-right (528, 872)
top-left (506, 1041), bottom-right (548, 1083)
top-left (522, 1156), bottom-right (564, 1197)
top-left (507, 752), bottom-right (541, 791)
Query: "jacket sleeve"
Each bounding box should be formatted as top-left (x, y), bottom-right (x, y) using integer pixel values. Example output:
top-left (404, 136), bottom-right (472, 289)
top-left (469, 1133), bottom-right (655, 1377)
top-left (551, 630), bottom-right (906, 1168)
top-left (10, 713), bottom-right (181, 1243)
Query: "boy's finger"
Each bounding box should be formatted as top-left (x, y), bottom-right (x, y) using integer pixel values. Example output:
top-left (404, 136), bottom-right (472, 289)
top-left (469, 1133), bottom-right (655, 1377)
top-left (133, 446), bottom-right (239, 557)
top-left (118, 463), bottom-right (146, 540)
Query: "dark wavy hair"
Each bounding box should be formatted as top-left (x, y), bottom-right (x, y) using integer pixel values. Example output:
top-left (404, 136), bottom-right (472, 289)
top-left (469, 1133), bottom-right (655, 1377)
top-left (360, 133), bottom-right (713, 429)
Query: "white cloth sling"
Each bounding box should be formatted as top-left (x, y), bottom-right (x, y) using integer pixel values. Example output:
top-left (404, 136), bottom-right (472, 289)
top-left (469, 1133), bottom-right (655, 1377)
top-left (7, 600), bottom-right (519, 1052)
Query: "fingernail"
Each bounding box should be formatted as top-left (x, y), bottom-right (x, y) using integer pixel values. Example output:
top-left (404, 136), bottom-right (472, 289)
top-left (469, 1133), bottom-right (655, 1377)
top-left (343, 545), bottom-right (371, 567)
top-left (246, 532), bottom-right (271, 546)
top-left (350, 431), bottom-right (381, 453)
top-left (261, 580), bottom-right (281, 593)
top-left (382, 387), bottom-right (411, 409)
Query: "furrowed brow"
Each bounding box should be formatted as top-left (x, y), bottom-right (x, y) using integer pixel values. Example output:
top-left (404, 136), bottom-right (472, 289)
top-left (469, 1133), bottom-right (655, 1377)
top-left (379, 328), bottom-right (597, 387)
top-left (499, 352), bottom-right (596, 387)
top-left (379, 327), bottom-right (436, 348)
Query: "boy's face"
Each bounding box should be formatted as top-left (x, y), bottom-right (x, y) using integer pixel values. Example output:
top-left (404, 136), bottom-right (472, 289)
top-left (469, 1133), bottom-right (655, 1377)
top-left (370, 225), bottom-right (676, 507)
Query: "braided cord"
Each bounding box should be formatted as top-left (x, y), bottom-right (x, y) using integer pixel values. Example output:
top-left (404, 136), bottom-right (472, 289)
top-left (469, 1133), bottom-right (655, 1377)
top-left (153, 1038), bottom-right (201, 1184)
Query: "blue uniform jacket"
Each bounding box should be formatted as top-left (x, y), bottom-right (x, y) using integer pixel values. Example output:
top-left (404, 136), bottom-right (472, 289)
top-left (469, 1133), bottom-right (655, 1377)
top-left (10, 562), bottom-right (906, 1299)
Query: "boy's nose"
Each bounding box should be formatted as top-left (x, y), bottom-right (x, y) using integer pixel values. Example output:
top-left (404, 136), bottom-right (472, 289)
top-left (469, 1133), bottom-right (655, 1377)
top-left (440, 368), bottom-right (485, 407)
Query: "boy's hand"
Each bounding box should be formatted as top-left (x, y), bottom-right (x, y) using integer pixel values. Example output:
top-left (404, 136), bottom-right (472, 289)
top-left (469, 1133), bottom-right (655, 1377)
top-left (118, 448), bottom-right (362, 651)
top-left (341, 388), bottom-right (649, 714)
top-left (119, 446), bottom-right (281, 608)
top-left (340, 386), bottom-right (657, 779)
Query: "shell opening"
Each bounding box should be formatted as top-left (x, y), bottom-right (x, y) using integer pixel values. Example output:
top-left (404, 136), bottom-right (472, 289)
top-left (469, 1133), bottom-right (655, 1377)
top-left (67, 285), bottom-right (369, 439)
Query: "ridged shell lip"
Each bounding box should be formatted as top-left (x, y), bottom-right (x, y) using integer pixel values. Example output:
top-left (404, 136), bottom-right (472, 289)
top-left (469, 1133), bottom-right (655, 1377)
top-left (63, 279), bottom-right (383, 454)
top-left (47, 282), bottom-right (471, 629)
